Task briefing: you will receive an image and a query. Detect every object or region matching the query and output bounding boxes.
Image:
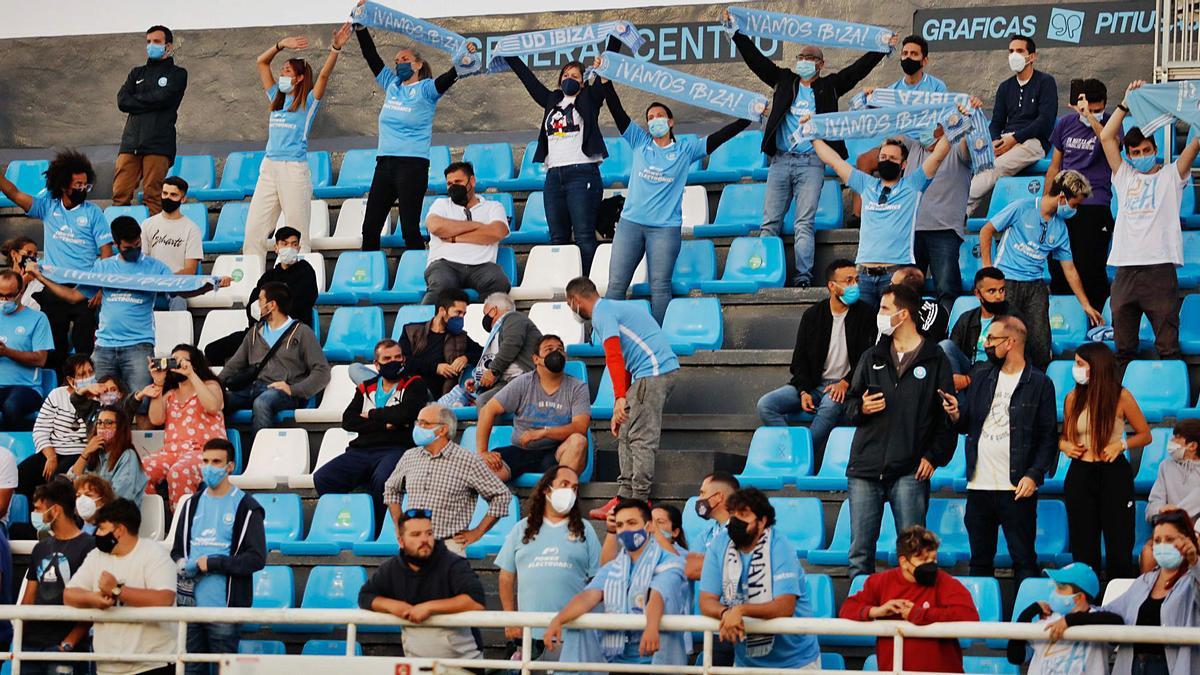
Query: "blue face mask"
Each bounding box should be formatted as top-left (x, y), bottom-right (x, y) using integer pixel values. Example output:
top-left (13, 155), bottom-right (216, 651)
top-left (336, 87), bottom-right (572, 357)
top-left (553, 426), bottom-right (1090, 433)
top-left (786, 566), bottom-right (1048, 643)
top-left (647, 117), bottom-right (671, 138)
top-left (146, 43), bottom-right (166, 60)
top-left (74, 375), bottom-right (96, 389)
top-left (1153, 543), bottom-right (1184, 570)
top-left (395, 62), bottom-right (414, 81)
top-left (617, 528), bottom-right (648, 551)
top-left (445, 316), bottom-right (465, 335)
top-left (277, 76), bottom-right (294, 94)
top-left (412, 425), bottom-right (439, 446)
top-left (840, 283), bottom-right (861, 305)
top-left (561, 77), bottom-right (581, 96)
top-left (1047, 590), bottom-right (1077, 616)
top-left (794, 60), bottom-right (817, 79)
top-left (1057, 201), bottom-right (1078, 220)
top-left (31, 509), bottom-right (53, 533)
top-left (1, 301), bottom-right (18, 315)
top-left (1125, 152), bottom-right (1158, 173)
top-left (201, 464), bottom-right (228, 490)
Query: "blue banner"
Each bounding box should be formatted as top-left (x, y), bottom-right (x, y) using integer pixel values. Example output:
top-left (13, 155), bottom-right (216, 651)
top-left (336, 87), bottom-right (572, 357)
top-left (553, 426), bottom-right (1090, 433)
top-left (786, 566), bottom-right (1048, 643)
top-left (847, 88), bottom-right (995, 172)
top-left (351, 1), bottom-right (482, 76)
top-left (588, 51), bottom-right (768, 122)
top-left (1126, 81), bottom-right (1199, 135)
top-left (793, 104), bottom-right (951, 144)
top-left (487, 21), bottom-right (646, 73)
top-left (851, 88), bottom-right (972, 110)
top-left (42, 265), bottom-right (219, 294)
top-left (725, 7), bottom-right (896, 54)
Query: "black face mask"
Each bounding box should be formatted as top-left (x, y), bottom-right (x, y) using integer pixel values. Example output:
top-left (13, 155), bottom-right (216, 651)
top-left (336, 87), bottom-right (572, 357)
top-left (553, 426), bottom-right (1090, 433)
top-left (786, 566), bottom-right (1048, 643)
top-left (694, 495), bottom-right (714, 520)
top-left (877, 160), bottom-right (902, 181)
top-left (543, 350), bottom-right (566, 374)
top-left (913, 561), bottom-right (938, 587)
top-left (482, 312), bottom-right (496, 333)
top-left (379, 361), bottom-right (406, 381)
top-left (68, 188), bottom-right (89, 207)
top-left (561, 77), bottom-right (582, 96)
top-left (95, 530), bottom-right (118, 554)
top-left (980, 298), bottom-right (1009, 316)
top-left (983, 344), bottom-right (1005, 366)
top-left (119, 247), bottom-right (142, 263)
top-left (900, 58), bottom-right (922, 76)
top-left (448, 183), bottom-right (470, 207)
top-left (160, 198), bottom-right (181, 214)
top-left (726, 517), bottom-right (757, 548)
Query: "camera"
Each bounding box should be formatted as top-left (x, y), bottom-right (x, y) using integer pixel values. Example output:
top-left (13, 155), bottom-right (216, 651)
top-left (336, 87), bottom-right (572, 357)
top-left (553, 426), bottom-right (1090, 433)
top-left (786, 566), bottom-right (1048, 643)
top-left (151, 357), bottom-right (179, 371)
top-left (19, 255), bottom-right (35, 269)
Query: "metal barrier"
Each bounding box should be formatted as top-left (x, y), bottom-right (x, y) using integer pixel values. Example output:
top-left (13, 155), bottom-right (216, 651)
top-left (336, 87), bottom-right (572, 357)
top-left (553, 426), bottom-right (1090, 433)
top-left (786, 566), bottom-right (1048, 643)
top-left (3, 606), bottom-right (1200, 675)
top-left (1157, 0), bottom-right (1200, 80)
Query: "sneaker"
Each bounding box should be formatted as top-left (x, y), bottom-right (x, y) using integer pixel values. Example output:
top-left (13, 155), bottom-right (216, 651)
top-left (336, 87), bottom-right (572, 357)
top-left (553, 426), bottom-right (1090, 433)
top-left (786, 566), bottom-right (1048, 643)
top-left (588, 496), bottom-right (621, 521)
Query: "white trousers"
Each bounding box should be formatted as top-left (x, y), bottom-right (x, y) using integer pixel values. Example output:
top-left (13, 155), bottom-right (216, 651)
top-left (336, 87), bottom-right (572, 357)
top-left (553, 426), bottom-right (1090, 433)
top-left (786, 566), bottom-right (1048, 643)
top-left (966, 137), bottom-right (1046, 215)
top-left (243, 157), bottom-right (312, 258)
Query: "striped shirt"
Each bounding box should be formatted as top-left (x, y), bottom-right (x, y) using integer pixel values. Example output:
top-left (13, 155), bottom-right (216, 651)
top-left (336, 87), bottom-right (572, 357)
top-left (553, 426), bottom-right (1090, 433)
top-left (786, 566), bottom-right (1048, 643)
top-left (32, 386), bottom-right (87, 456)
top-left (382, 441), bottom-right (511, 540)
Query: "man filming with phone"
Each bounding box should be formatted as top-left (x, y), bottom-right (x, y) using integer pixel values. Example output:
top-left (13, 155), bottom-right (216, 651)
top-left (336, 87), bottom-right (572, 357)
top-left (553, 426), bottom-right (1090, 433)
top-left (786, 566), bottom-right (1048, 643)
top-left (843, 283), bottom-right (957, 580)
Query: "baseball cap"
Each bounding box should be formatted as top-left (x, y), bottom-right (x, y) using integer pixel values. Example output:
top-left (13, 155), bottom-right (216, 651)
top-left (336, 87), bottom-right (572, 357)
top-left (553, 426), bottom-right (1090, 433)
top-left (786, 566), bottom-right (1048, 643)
top-left (1045, 563), bottom-right (1100, 599)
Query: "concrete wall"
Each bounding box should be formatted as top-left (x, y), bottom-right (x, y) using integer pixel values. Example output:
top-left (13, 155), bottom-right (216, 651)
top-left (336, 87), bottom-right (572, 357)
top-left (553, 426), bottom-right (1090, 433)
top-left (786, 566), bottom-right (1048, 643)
top-left (0, 0), bottom-right (1154, 150)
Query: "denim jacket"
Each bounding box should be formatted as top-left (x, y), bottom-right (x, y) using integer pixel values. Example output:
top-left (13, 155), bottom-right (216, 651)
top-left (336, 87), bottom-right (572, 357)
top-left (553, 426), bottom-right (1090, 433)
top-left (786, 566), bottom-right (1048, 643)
top-left (954, 362), bottom-right (1059, 486)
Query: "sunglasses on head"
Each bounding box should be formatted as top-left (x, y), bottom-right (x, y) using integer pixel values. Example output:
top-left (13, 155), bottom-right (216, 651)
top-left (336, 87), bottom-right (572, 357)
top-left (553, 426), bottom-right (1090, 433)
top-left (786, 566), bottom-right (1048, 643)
top-left (403, 508), bottom-right (433, 520)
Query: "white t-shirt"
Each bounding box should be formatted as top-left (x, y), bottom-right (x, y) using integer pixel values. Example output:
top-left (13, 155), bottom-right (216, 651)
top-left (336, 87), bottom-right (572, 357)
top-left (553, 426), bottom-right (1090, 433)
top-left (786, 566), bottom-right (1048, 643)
top-left (0, 448), bottom-right (16, 527)
top-left (67, 538), bottom-right (178, 675)
top-left (426, 196), bottom-right (508, 266)
top-left (1108, 163), bottom-right (1186, 267)
top-left (969, 369), bottom-right (1022, 491)
top-left (821, 309), bottom-right (851, 382)
top-left (544, 96), bottom-right (601, 169)
top-left (1026, 614), bottom-right (1110, 674)
top-left (140, 213), bottom-right (204, 274)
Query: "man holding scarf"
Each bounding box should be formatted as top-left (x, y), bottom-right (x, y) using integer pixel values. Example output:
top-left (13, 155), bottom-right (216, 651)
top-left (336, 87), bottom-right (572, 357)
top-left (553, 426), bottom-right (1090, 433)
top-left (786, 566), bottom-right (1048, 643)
top-left (698, 487), bottom-right (821, 670)
top-left (544, 498), bottom-right (688, 672)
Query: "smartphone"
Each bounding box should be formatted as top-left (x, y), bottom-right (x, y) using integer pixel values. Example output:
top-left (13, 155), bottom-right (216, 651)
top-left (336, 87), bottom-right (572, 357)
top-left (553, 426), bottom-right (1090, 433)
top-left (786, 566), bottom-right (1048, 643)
top-left (151, 357), bottom-right (179, 371)
top-left (866, 384), bottom-right (884, 398)
top-left (19, 255), bottom-right (35, 269)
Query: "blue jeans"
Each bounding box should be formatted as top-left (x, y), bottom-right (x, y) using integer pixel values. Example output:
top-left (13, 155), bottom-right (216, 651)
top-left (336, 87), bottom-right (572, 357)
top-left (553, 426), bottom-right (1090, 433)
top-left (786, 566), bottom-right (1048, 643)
top-left (186, 621), bottom-right (239, 675)
top-left (848, 474), bottom-right (930, 579)
top-left (606, 218), bottom-right (681, 325)
top-left (939, 339), bottom-right (974, 374)
top-left (92, 342), bottom-right (154, 395)
top-left (225, 381), bottom-right (301, 436)
top-left (760, 152), bottom-right (825, 286)
top-left (856, 266), bottom-right (899, 311)
top-left (0, 386), bottom-right (43, 430)
top-left (914, 230), bottom-right (964, 316)
top-left (756, 380), bottom-right (845, 455)
top-left (544, 163), bottom-right (602, 275)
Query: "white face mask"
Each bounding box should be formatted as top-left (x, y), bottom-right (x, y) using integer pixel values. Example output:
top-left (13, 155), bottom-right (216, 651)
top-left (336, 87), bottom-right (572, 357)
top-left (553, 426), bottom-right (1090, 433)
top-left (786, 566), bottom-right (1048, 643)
top-left (75, 495), bottom-right (97, 521)
top-left (876, 311), bottom-right (898, 336)
top-left (1007, 52), bottom-right (1028, 73)
top-left (276, 246), bottom-right (300, 266)
top-left (548, 487), bottom-right (576, 514)
top-left (1168, 441), bottom-right (1190, 463)
top-left (1071, 364), bottom-right (1089, 385)
top-left (278, 76), bottom-right (294, 94)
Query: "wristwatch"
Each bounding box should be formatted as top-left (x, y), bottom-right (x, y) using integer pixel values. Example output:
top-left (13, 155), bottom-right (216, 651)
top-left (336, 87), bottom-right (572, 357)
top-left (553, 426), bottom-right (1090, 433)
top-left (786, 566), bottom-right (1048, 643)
top-left (111, 583), bottom-right (124, 599)
top-left (58, 642), bottom-right (74, 652)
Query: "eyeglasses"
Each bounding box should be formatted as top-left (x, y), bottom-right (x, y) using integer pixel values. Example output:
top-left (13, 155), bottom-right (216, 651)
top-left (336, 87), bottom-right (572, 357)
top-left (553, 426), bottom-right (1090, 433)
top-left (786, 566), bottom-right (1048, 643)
top-left (95, 419), bottom-right (118, 428)
top-left (403, 508), bottom-right (433, 519)
top-left (983, 334), bottom-right (1010, 345)
top-left (878, 186), bottom-right (892, 205)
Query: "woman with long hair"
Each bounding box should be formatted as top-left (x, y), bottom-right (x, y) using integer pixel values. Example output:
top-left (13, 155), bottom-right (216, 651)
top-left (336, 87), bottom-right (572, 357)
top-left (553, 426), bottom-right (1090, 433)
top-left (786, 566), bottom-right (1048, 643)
top-left (651, 504), bottom-right (688, 551)
top-left (495, 465), bottom-right (600, 660)
top-left (141, 344), bottom-right (226, 505)
top-left (1, 236), bottom-right (41, 310)
top-left (66, 406), bottom-right (146, 506)
top-left (242, 23), bottom-right (352, 259)
top-left (1061, 342), bottom-right (1151, 579)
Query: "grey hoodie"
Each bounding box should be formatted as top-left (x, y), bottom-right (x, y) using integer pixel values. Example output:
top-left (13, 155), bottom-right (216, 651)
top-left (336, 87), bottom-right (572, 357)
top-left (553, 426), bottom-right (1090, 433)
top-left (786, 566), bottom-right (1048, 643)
top-left (219, 320), bottom-right (331, 399)
top-left (1147, 458), bottom-right (1200, 523)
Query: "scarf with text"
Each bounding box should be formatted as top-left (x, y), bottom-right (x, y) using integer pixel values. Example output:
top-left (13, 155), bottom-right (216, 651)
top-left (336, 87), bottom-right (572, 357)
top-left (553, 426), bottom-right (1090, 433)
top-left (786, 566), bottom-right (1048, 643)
top-left (487, 21), bottom-right (645, 73)
top-left (724, 7), bottom-right (895, 54)
top-left (721, 526), bottom-right (775, 657)
top-left (588, 51), bottom-right (768, 122)
top-left (351, 1), bottom-right (481, 77)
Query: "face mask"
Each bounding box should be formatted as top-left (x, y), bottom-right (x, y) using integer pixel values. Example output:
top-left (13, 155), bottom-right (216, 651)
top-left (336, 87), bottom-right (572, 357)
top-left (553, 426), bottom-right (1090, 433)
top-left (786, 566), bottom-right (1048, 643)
top-left (94, 530), bottom-right (118, 554)
top-left (160, 197), bottom-right (181, 214)
top-left (561, 77), bottom-right (581, 96)
top-left (1153, 542), bottom-right (1184, 570)
top-left (447, 183), bottom-right (470, 206)
top-left (727, 517), bottom-right (758, 548)
top-left (840, 284), bottom-right (861, 305)
top-left (99, 392), bottom-right (120, 406)
top-left (201, 464), bottom-right (228, 490)
top-left (1, 301), bottom-right (18, 315)
top-left (877, 160), bottom-right (902, 181)
top-left (900, 58), bottom-right (922, 76)
top-left (277, 76), bottom-right (294, 94)
top-left (445, 316), bottom-right (465, 335)
top-left (694, 496), bottom-right (715, 520)
top-left (74, 375), bottom-right (96, 390)
top-left (276, 246), bottom-right (300, 266)
top-left (1072, 364), bottom-right (1089, 385)
top-left (1007, 52), bottom-right (1028, 72)
top-left (379, 361), bottom-right (406, 381)
top-left (617, 528), bottom-right (648, 551)
top-left (794, 60), bottom-right (817, 78)
top-left (1057, 202), bottom-right (1078, 220)
top-left (877, 311), bottom-right (898, 336)
top-left (96, 428), bottom-right (115, 442)
top-left (913, 561), bottom-right (939, 586)
top-left (548, 487), bottom-right (576, 514)
top-left (980, 298), bottom-right (1009, 316)
top-left (984, 344), bottom-right (1005, 366)
top-left (68, 188), bottom-right (89, 207)
top-left (119, 247), bottom-right (142, 263)
top-left (146, 43), bottom-right (166, 60)
top-left (647, 117), bottom-right (671, 139)
top-left (542, 351), bottom-right (566, 374)
top-left (481, 313), bottom-right (496, 333)
top-left (1047, 590), bottom-right (1077, 616)
top-left (412, 425), bottom-right (439, 446)
top-left (75, 495), bottom-right (97, 521)
top-left (31, 508), bottom-right (55, 533)
top-left (395, 62), bottom-right (414, 81)
top-left (1125, 153), bottom-right (1158, 173)
top-left (1168, 441), bottom-right (1190, 463)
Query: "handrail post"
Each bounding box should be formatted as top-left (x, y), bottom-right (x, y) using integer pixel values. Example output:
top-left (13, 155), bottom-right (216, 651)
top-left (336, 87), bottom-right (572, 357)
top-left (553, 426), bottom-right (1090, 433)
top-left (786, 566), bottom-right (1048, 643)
top-left (12, 618), bottom-right (22, 675)
top-left (346, 622), bottom-right (358, 656)
top-left (520, 626), bottom-right (532, 675)
top-left (892, 624), bottom-right (904, 675)
top-left (175, 619), bottom-right (187, 675)
top-left (701, 631), bottom-right (712, 675)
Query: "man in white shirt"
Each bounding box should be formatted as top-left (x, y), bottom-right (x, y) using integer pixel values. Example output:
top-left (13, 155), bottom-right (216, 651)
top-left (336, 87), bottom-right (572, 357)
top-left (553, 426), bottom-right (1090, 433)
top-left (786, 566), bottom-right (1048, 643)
top-left (1099, 80), bottom-right (1200, 368)
top-left (423, 162), bottom-right (511, 304)
top-left (140, 177), bottom-right (203, 311)
top-left (64, 498), bottom-right (177, 675)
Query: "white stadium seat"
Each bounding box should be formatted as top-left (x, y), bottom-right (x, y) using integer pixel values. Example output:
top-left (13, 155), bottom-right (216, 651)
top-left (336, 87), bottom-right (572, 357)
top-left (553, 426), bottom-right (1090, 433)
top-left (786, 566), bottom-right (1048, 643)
top-left (197, 309), bottom-right (249, 352)
top-left (230, 428), bottom-right (310, 490)
top-left (139, 493), bottom-right (165, 540)
top-left (288, 428), bottom-right (356, 489)
top-left (303, 252), bottom-right (327, 291)
top-left (153, 311), bottom-right (194, 356)
top-left (276, 199), bottom-right (330, 239)
top-left (528, 302), bottom-right (585, 345)
top-left (132, 430), bottom-right (165, 459)
top-left (294, 365), bottom-right (356, 423)
top-left (1102, 578), bottom-right (1137, 606)
top-left (590, 243), bottom-right (647, 296)
top-left (189, 255), bottom-right (263, 309)
top-left (511, 245), bottom-right (582, 300)
top-left (464, 303), bottom-right (489, 346)
top-left (312, 198), bottom-right (386, 250)
top-left (681, 185), bottom-right (710, 233)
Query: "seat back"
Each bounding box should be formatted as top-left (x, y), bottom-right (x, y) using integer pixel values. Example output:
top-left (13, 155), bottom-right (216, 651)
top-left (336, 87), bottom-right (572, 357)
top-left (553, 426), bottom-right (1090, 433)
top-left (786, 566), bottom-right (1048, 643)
top-left (302, 640), bottom-right (362, 656)
top-left (681, 185), bottom-right (710, 229)
top-left (219, 151), bottom-right (266, 193)
top-left (138, 494), bottom-right (165, 540)
top-left (712, 183), bottom-right (767, 226)
top-left (1136, 428), bottom-right (1174, 488)
top-left (742, 427), bottom-right (814, 479)
top-left (306, 494), bottom-right (374, 547)
top-left (256, 493), bottom-right (304, 546)
top-left (806, 573), bottom-right (835, 618)
top-left (528, 302), bottom-right (586, 344)
top-left (663, 297), bottom-right (723, 350)
top-left (252, 566), bottom-right (294, 609)
top-left (391, 304), bottom-right (437, 340)
top-left (197, 309), bottom-right (249, 351)
top-left (324, 307), bottom-right (385, 361)
top-left (305, 365), bottom-right (356, 418)
top-left (306, 152), bottom-right (332, 188)
top-left (600, 137), bottom-right (632, 185)
top-left (238, 641), bottom-right (287, 655)
top-left (927, 499), bottom-right (970, 557)
top-left (818, 428), bottom-right (855, 476)
top-left (514, 245), bottom-right (582, 296)
top-left (987, 176), bottom-right (1045, 218)
top-left (719, 236), bottom-right (786, 287)
top-left (948, 296), bottom-right (981, 330)
top-left (462, 143), bottom-right (515, 186)
top-left (589, 243), bottom-right (647, 295)
top-left (428, 146), bottom-right (452, 191)
top-left (814, 180), bottom-right (844, 230)
top-left (334, 197), bottom-right (389, 238)
top-left (516, 191), bottom-right (550, 239)
top-left (5, 160), bottom-right (49, 198)
top-left (180, 203), bottom-right (210, 238)
top-left (104, 205), bottom-right (149, 224)
top-left (673, 240), bottom-right (717, 289)
top-left (300, 565), bottom-right (367, 609)
top-left (705, 130), bottom-right (765, 177)
top-left (1123, 360), bottom-right (1189, 417)
top-left (192, 254), bottom-right (263, 307)
top-left (389, 250), bottom-right (429, 295)
top-left (210, 202), bottom-right (251, 243)
top-left (1102, 578), bottom-right (1138, 605)
top-left (1010, 577), bottom-right (1057, 622)
top-left (275, 200), bottom-right (330, 239)
top-left (1046, 360), bottom-right (1074, 420)
top-left (514, 141), bottom-right (546, 185)
top-left (335, 149), bottom-right (378, 188)
top-left (168, 156), bottom-right (216, 190)
top-left (460, 425), bottom-right (515, 452)
top-left (314, 428), bottom-right (355, 474)
top-left (958, 576), bottom-right (1003, 622)
top-left (153, 311), bottom-right (193, 357)
top-left (770, 497), bottom-right (824, 554)
top-left (245, 429), bottom-right (310, 479)
top-left (327, 251), bottom-right (388, 295)
top-left (958, 236), bottom-right (995, 291)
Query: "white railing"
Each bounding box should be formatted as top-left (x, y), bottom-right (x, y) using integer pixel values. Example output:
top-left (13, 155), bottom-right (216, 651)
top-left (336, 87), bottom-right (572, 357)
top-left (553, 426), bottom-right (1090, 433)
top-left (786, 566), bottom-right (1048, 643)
top-left (3, 606), bottom-right (1200, 675)
top-left (1157, 0), bottom-right (1200, 77)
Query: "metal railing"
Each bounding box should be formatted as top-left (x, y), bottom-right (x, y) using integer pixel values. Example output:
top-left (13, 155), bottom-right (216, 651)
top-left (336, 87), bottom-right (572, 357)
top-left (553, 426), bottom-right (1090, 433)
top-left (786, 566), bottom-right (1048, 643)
top-left (1157, 0), bottom-right (1200, 79)
top-left (3, 606), bottom-right (1200, 675)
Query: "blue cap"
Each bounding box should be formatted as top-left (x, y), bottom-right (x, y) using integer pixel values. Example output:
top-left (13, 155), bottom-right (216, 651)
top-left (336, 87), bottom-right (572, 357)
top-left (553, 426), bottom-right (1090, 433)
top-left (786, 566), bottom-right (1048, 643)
top-left (1045, 563), bottom-right (1100, 599)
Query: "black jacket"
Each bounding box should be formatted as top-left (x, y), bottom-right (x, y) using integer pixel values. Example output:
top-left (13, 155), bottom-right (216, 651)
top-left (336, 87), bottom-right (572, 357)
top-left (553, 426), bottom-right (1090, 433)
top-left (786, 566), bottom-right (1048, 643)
top-left (788, 300), bottom-right (877, 393)
top-left (845, 336), bottom-right (957, 479)
top-left (948, 307), bottom-right (1026, 364)
top-left (117, 57), bottom-right (188, 159)
top-left (358, 540), bottom-right (485, 609)
top-left (732, 31), bottom-right (885, 158)
top-left (171, 489), bottom-right (266, 608)
top-left (247, 260), bottom-right (319, 327)
top-left (953, 362), bottom-right (1059, 486)
top-left (342, 374), bottom-right (429, 449)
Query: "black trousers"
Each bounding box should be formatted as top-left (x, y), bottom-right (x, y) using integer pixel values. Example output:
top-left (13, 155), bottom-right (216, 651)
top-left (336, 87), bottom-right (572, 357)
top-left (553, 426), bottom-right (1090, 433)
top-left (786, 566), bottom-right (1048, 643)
top-left (36, 291), bottom-right (95, 371)
top-left (361, 155), bottom-right (429, 252)
top-left (965, 489), bottom-right (1039, 587)
top-left (1064, 456), bottom-right (1136, 579)
top-left (16, 451), bottom-right (72, 499)
top-left (1050, 203), bottom-right (1113, 309)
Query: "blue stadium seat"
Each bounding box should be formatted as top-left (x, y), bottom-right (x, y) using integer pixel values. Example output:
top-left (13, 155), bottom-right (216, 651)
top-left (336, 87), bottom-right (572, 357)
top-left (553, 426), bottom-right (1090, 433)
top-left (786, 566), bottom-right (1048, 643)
top-left (959, 235), bottom-right (996, 291)
top-left (812, 180), bottom-right (844, 231)
top-left (1049, 296), bottom-right (1090, 355)
top-left (806, 573), bottom-right (835, 620)
top-left (302, 640), bottom-right (362, 656)
top-left (318, 251), bottom-right (388, 305)
top-left (599, 137), bottom-right (632, 186)
top-left (794, 427), bottom-right (854, 490)
top-left (307, 151), bottom-right (332, 189)
top-left (1123, 360), bottom-right (1189, 422)
top-left (968, 175), bottom-right (1045, 232)
top-left (691, 183), bottom-right (765, 237)
top-left (807, 500), bottom-right (896, 567)
top-left (500, 141), bottom-right (546, 191)
top-left (1041, 456), bottom-right (1071, 495)
top-left (698, 236), bottom-right (786, 294)
top-left (1181, 232), bottom-right (1200, 288)
top-left (34, 368), bottom-right (57, 398)
top-left (462, 143), bottom-right (514, 189)
top-left (591, 368), bottom-right (615, 419)
top-left (1046, 360), bottom-right (1074, 423)
top-left (104, 205), bottom-right (149, 224)
top-left (735, 427), bottom-right (813, 490)
top-left (504, 191), bottom-right (551, 244)
top-left (428, 146), bottom-right (452, 194)
top-left (323, 307), bottom-right (384, 362)
top-left (822, 573), bottom-right (875, 646)
top-left (963, 656), bottom-right (1020, 674)
top-left (390, 304), bottom-right (437, 340)
top-left (0, 160), bottom-right (49, 208)
top-left (997, 499), bottom-right (1071, 566)
top-left (279, 494), bottom-right (374, 555)
top-left (630, 239), bottom-right (717, 296)
top-left (204, 202), bottom-right (251, 254)
top-left (689, 130), bottom-right (765, 183)
top-left (771, 497), bottom-right (825, 557)
top-left (371, 250), bottom-right (428, 304)
top-left (251, 566), bottom-right (294, 612)
top-left (931, 436), bottom-right (967, 492)
top-left (662, 297), bottom-right (723, 354)
top-left (255, 493), bottom-right (303, 550)
top-left (216, 151), bottom-right (266, 199)
top-left (352, 520), bottom-right (398, 557)
top-left (1135, 428), bottom-right (1173, 493)
top-left (0, 432), bottom-right (36, 464)
top-left (314, 148), bottom-right (376, 199)
top-left (959, 576), bottom-right (1002, 645)
top-left (925, 499), bottom-right (971, 565)
top-left (8, 494), bottom-right (29, 525)
top-left (1100, 297), bottom-right (1153, 352)
top-left (459, 424), bottom-right (513, 454)
top-left (463, 494), bottom-right (522, 558)
top-left (820, 653), bottom-right (845, 670)
top-left (180, 203), bottom-right (209, 239)
top-left (948, 296), bottom-right (981, 330)
top-left (165, 156), bottom-right (222, 200)
top-left (238, 641), bottom-right (286, 655)
top-left (278, 565), bottom-right (367, 633)
top-left (1181, 295), bottom-right (1200, 354)
top-left (1010, 577), bottom-right (1058, 622)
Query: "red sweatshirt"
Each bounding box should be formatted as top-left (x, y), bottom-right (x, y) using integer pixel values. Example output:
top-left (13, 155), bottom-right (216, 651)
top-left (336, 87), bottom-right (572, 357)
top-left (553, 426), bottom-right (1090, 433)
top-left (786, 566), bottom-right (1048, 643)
top-left (839, 568), bottom-right (979, 673)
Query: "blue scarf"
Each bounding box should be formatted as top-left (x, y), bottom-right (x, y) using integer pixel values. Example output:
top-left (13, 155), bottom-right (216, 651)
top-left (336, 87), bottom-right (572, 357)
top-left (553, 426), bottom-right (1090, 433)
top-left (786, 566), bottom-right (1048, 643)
top-left (724, 7), bottom-right (895, 54)
top-left (41, 264), bottom-right (220, 294)
top-left (601, 539), bottom-right (675, 658)
top-left (792, 104), bottom-right (955, 145)
top-left (588, 51), bottom-right (768, 122)
top-left (351, 1), bottom-right (481, 77)
top-left (1126, 81), bottom-right (1198, 135)
top-left (848, 88), bottom-right (995, 172)
top-left (487, 21), bottom-right (645, 73)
